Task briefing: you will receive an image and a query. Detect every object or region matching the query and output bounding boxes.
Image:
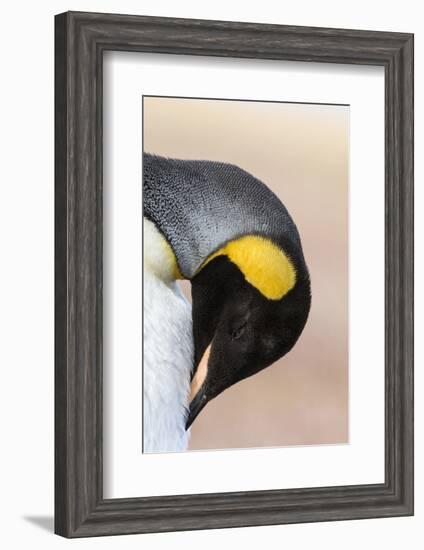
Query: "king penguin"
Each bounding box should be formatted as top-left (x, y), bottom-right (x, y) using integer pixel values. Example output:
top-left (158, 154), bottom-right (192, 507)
top-left (143, 153), bottom-right (311, 453)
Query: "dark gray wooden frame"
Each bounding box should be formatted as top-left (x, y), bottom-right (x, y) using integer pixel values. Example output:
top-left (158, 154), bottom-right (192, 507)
top-left (55, 10), bottom-right (414, 538)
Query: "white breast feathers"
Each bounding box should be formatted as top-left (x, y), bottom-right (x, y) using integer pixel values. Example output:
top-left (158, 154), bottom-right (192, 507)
top-left (143, 218), bottom-right (193, 453)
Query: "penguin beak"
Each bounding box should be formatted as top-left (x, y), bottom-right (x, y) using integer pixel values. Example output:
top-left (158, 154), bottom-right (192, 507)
top-left (186, 389), bottom-right (208, 430)
top-left (186, 344), bottom-right (211, 430)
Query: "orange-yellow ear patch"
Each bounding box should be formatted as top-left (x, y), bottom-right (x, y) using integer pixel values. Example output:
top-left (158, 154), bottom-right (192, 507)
top-left (202, 235), bottom-right (296, 300)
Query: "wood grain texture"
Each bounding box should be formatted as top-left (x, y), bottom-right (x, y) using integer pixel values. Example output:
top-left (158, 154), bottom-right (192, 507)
top-left (54, 11), bottom-right (414, 538)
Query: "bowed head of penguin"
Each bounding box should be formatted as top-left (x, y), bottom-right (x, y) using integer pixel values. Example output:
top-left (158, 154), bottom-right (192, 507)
top-left (188, 248), bottom-right (310, 428)
top-left (143, 154), bottom-right (311, 452)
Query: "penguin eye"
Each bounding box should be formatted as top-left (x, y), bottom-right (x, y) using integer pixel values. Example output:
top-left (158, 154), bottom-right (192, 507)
top-left (230, 323), bottom-right (246, 340)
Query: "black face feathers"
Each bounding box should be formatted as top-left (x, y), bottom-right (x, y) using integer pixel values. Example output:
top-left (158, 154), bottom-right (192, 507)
top-left (186, 255), bottom-right (311, 428)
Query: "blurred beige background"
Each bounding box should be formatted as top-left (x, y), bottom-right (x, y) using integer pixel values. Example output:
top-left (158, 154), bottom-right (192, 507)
top-left (143, 96), bottom-right (349, 450)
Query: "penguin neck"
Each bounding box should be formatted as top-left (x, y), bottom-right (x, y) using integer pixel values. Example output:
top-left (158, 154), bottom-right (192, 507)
top-left (143, 218), bottom-right (182, 284)
top-left (143, 217), bottom-right (298, 302)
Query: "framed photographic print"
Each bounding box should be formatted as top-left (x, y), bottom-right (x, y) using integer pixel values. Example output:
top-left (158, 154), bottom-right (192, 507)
top-left (55, 11), bottom-right (414, 537)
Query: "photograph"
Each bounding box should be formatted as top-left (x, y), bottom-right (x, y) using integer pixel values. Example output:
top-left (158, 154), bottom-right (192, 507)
top-left (48, 8), bottom-right (413, 540)
top-left (142, 96), bottom-right (349, 453)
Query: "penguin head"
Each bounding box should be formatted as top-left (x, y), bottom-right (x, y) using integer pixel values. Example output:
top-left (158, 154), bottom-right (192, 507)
top-left (143, 153), bottom-right (311, 429)
top-left (186, 237), bottom-right (311, 429)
